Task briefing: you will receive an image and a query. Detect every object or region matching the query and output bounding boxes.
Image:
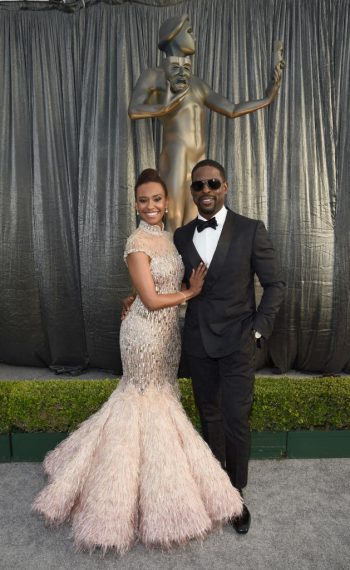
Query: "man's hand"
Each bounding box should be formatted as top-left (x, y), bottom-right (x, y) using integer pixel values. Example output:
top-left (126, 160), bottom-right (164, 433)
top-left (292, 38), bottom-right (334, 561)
top-left (121, 294), bottom-right (136, 320)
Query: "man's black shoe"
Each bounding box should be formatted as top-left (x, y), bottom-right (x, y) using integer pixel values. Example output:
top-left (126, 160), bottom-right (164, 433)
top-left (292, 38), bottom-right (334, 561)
top-left (232, 503), bottom-right (251, 534)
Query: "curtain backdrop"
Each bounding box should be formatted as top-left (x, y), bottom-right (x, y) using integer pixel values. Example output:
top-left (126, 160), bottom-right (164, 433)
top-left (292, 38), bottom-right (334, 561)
top-left (0, 0), bottom-right (349, 374)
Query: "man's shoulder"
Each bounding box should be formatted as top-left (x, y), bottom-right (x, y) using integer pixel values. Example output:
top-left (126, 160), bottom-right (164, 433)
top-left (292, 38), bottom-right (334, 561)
top-left (228, 209), bottom-right (263, 229)
top-left (190, 75), bottom-right (208, 91)
top-left (173, 219), bottom-right (196, 248)
top-left (174, 218), bottom-right (196, 235)
top-left (135, 66), bottom-right (166, 87)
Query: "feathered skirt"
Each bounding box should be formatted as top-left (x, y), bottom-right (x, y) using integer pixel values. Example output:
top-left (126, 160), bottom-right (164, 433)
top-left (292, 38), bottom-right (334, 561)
top-left (32, 383), bottom-right (243, 554)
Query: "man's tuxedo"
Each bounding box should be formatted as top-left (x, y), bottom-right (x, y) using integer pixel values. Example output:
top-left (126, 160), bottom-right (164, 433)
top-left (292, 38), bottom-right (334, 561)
top-left (174, 209), bottom-right (285, 357)
top-left (174, 208), bottom-right (285, 488)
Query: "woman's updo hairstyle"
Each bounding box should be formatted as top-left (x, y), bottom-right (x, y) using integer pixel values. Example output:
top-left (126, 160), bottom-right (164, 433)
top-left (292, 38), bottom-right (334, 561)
top-left (134, 169), bottom-right (168, 197)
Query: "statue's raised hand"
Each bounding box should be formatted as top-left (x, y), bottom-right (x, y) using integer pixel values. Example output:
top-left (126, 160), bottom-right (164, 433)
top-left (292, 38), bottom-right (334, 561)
top-left (265, 41), bottom-right (285, 99)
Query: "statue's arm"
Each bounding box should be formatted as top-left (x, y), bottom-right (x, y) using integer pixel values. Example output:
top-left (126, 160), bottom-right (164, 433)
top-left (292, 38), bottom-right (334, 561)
top-left (199, 54), bottom-right (284, 119)
top-left (128, 70), bottom-right (188, 119)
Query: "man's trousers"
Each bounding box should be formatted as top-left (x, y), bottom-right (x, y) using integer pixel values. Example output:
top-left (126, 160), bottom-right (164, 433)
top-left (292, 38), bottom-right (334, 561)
top-left (185, 335), bottom-right (256, 490)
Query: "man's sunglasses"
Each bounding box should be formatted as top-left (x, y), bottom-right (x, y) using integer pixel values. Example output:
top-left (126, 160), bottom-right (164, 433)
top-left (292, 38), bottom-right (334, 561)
top-left (190, 178), bottom-right (223, 192)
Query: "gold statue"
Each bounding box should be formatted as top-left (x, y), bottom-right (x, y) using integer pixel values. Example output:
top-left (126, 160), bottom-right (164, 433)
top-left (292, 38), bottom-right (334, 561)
top-left (129, 15), bottom-right (285, 231)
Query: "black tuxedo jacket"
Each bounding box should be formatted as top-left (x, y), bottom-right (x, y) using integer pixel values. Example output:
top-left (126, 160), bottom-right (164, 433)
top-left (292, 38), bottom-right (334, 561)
top-left (173, 209), bottom-right (285, 358)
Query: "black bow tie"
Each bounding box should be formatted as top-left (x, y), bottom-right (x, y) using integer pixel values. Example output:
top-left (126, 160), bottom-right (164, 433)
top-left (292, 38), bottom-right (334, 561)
top-left (196, 217), bottom-right (218, 232)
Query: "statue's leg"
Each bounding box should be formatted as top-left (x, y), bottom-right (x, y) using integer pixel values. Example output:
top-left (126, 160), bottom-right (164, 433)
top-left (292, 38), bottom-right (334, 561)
top-left (159, 145), bottom-right (187, 232)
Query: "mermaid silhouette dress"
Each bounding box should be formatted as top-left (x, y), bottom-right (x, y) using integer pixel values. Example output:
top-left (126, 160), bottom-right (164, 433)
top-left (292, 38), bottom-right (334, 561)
top-left (32, 220), bottom-right (242, 554)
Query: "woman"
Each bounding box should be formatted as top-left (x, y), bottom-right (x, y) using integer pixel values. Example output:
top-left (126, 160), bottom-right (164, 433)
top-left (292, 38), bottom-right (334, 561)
top-left (32, 169), bottom-right (242, 554)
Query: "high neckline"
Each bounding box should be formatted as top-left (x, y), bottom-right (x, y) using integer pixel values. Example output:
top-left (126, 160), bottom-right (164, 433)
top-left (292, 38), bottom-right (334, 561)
top-left (139, 220), bottom-right (164, 235)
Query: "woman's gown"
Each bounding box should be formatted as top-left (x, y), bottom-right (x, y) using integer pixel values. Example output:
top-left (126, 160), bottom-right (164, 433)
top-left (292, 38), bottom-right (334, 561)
top-left (32, 220), bottom-right (243, 554)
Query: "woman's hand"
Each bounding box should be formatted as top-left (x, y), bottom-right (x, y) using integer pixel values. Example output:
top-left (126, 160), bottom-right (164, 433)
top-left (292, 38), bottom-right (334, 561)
top-left (121, 294), bottom-right (136, 320)
top-left (188, 262), bottom-right (208, 297)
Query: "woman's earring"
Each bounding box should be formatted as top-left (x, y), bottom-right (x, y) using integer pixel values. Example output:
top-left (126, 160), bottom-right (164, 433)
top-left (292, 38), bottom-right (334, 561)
top-left (136, 210), bottom-right (139, 216)
top-left (165, 207), bottom-right (168, 214)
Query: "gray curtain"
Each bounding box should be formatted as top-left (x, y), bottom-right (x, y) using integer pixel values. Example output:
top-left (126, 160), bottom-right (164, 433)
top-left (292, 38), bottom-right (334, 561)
top-left (0, 0), bottom-right (349, 374)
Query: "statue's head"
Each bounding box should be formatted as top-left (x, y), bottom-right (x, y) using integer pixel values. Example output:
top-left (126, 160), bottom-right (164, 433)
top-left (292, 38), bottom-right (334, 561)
top-left (163, 56), bottom-right (192, 93)
top-left (158, 14), bottom-right (195, 57)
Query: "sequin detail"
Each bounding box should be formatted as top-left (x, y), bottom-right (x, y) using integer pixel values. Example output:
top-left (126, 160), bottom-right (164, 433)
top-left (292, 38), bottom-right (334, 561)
top-left (121, 223), bottom-right (184, 394)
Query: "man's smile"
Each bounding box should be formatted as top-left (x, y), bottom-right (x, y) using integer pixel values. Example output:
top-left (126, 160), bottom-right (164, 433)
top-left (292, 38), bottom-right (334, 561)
top-left (199, 196), bottom-right (216, 206)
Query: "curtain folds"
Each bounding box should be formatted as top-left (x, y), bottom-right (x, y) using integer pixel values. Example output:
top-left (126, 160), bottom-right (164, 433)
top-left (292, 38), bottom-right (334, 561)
top-left (0, 0), bottom-right (349, 373)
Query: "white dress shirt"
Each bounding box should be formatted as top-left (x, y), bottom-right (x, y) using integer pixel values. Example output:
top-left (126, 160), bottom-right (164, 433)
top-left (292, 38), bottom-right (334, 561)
top-left (193, 206), bottom-right (227, 267)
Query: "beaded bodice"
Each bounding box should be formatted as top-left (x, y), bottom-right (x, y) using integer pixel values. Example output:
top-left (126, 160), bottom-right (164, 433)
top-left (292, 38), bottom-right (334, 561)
top-left (120, 221), bottom-right (184, 393)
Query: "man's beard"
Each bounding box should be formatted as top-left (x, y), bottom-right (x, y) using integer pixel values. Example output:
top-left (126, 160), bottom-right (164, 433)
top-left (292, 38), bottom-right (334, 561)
top-left (197, 196), bottom-right (217, 216)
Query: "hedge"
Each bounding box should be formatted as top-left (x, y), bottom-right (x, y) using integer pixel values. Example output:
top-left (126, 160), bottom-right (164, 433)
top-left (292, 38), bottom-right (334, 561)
top-left (7, 380), bottom-right (118, 433)
top-left (250, 377), bottom-right (350, 431)
top-left (0, 381), bottom-right (16, 432)
top-left (1, 377), bottom-right (350, 434)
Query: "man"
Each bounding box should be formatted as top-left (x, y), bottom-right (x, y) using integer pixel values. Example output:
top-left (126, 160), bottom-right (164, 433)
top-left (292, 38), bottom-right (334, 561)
top-left (129, 15), bottom-right (284, 231)
top-left (173, 158), bottom-right (285, 533)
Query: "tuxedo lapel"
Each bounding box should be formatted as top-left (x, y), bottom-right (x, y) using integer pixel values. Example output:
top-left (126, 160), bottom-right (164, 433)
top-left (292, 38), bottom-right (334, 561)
top-left (187, 233), bottom-right (203, 269)
top-left (179, 220), bottom-right (203, 276)
top-left (203, 210), bottom-right (236, 292)
top-left (177, 211), bottom-right (238, 288)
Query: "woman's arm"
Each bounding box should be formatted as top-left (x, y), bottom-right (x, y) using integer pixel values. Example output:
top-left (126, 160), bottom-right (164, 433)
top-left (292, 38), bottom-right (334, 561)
top-left (126, 252), bottom-right (206, 311)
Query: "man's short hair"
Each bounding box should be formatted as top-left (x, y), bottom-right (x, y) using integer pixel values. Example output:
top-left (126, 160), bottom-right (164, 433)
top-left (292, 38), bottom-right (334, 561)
top-left (191, 159), bottom-right (226, 181)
